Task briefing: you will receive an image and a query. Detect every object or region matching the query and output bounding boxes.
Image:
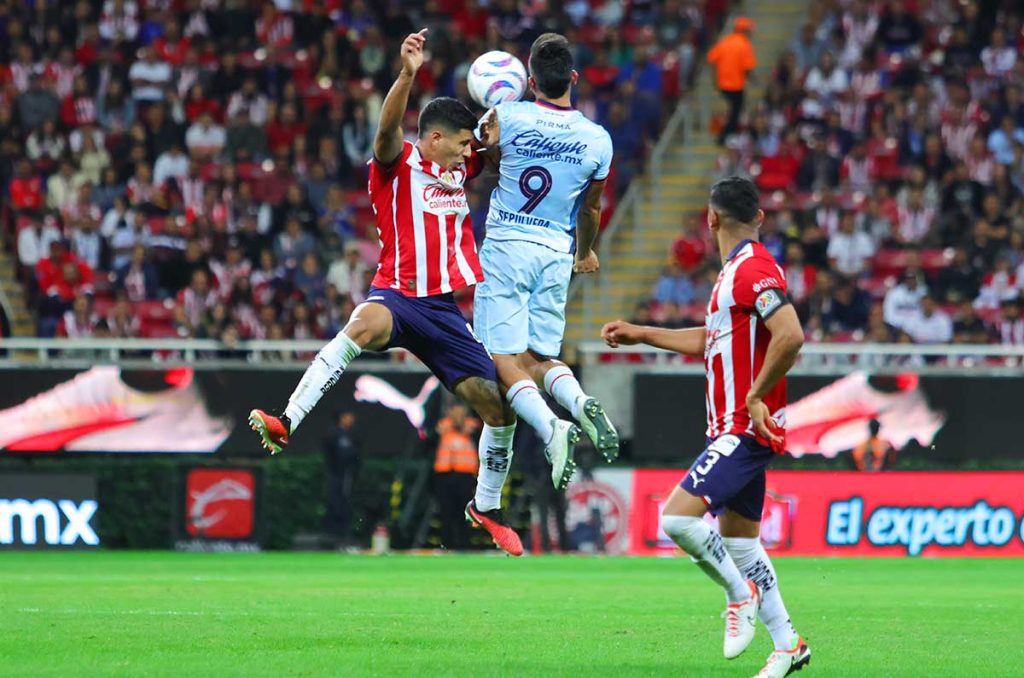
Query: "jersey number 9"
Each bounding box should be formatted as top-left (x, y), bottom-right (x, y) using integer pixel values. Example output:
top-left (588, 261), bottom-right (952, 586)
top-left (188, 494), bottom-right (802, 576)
top-left (519, 166), bottom-right (552, 214)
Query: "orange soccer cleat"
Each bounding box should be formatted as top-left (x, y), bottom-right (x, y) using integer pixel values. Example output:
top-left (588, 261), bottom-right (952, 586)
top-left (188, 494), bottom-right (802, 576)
top-left (248, 409), bottom-right (291, 455)
top-left (465, 500), bottom-right (524, 556)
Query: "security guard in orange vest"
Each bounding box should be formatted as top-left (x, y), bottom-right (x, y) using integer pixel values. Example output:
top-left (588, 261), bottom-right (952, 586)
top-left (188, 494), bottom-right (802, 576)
top-left (852, 419), bottom-right (894, 472)
top-left (433, 403), bottom-right (479, 550)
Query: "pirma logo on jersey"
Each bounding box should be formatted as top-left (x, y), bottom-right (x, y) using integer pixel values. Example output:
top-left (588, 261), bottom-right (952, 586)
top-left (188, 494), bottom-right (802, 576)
top-left (185, 469), bottom-right (255, 539)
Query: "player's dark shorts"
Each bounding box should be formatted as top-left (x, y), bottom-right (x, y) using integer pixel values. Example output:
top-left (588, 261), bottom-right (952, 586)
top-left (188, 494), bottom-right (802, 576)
top-left (365, 286), bottom-right (496, 391)
top-left (679, 433), bottom-right (774, 522)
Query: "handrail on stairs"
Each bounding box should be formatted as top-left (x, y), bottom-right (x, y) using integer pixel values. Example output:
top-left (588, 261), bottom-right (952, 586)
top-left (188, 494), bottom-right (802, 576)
top-left (573, 96), bottom-right (695, 338)
top-left (649, 98), bottom-right (694, 179)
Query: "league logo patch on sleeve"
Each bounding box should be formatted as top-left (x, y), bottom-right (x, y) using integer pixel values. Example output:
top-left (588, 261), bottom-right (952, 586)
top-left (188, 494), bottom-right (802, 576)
top-left (755, 288), bottom-right (785, 319)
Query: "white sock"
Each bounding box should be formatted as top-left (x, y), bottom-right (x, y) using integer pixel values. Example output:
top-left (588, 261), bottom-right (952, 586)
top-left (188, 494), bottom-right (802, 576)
top-left (473, 423), bottom-right (516, 511)
top-left (543, 365), bottom-right (587, 420)
top-left (284, 332), bottom-right (362, 432)
top-left (662, 515), bottom-right (749, 603)
top-left (724, 536), bottom-right (799, 650)
top-left (506, 379), bottom-right (555, 443)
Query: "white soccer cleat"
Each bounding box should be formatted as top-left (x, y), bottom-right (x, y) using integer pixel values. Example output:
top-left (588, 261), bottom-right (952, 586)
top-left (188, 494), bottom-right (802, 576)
top-left (545, 418), bottom-right (581, 490)
top-left (724, 580), bottom-right (761, 659)
top-left (577, 397), bottom-right (620, 462)
top-left (753, 637), bottom-right (811, 677)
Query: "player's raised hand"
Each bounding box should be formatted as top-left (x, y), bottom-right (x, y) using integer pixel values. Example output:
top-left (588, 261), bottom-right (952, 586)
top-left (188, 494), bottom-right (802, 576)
top-left (477, 108), bottom-right (500, 147)
top-left (746, 395), bottom-right (784, 450)
top-left (573, 249), bottom-right (599, 273)
top-left (400, 29), bottom-right (428, 76)
top-left (601, 320), bottom-right (643, 348)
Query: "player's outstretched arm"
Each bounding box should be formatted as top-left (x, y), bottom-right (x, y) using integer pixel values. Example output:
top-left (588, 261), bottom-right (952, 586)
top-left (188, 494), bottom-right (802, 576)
top-left (373, 29), bottom-right (427, 165)
top-left (746, 303), bottom-right (804, 444)
top-left (573, 179), bottom-right (605, 274)
top-left (601, 320), bottom-right (707, 357)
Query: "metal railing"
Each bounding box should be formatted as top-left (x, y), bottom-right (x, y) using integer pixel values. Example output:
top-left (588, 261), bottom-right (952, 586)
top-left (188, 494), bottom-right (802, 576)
top-left (0, 337), bottom-right (428, 369)
top-left (578, 341), bottom-right (1024, 375)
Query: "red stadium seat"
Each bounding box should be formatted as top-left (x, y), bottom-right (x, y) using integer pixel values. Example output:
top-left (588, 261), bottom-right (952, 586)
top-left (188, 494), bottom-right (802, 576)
top-left (134, 299), bottom-right (174, 322)
top-left (860, 275), bottom-right (894, 299)
top-left (871, 249), bottom-right (907, 277)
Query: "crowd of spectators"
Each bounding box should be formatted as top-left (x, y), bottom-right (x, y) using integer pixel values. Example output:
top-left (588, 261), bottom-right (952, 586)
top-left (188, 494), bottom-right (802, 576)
top-left (2, 0), bottom-right (709, 341)
top-left (643, 0), bottom-right (1024, 347)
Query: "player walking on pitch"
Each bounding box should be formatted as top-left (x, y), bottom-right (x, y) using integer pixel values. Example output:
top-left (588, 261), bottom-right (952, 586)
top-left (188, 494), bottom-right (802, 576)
top-left (249, 29), bottom-right (524, 556)
top-left (469, 33), bottom-right (619, 519)
top-left (602, 177), bottom-right (811, 677)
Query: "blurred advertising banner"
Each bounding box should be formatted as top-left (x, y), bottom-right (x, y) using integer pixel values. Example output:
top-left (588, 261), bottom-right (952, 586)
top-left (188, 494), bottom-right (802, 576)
top-left (633, 373), bottom-right (1024, 462)
top-left (628, 470), bottom-right (1024, 557)
top-left (176, 467), bottom-right (261, 552)
top-left (0, 474), bottom-right (99, 549)
top-left (563, 469), bottom-right (635, 554)
top-left (0, 366), bottom-right (440, 455)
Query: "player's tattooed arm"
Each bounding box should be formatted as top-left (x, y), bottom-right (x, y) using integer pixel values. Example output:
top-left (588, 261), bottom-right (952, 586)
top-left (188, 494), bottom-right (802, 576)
top-left (601, 321), bottom-right (707, 357)
top-left (374, 29), bottom-right (428, 165)
top-left (573, 179), bottom-right (605, 273)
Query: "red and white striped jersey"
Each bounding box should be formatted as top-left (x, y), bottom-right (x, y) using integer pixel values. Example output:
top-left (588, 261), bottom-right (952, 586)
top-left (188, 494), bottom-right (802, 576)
top-left (704, 240), bottom-right (789, 448)
top-left (368, 141), bottom-right (484, 297)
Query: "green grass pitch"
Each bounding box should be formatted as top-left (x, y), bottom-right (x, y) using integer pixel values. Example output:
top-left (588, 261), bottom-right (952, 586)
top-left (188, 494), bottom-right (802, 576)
top-left (1, 552), bottom-right (1019, 676)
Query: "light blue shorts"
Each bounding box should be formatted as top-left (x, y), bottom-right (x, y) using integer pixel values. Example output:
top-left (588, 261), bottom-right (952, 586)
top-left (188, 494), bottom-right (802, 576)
top-left (474, 238), bottom-right (573, 357)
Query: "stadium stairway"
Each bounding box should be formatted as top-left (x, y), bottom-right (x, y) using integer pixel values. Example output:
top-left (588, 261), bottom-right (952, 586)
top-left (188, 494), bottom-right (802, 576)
top-left (0, 250), bottom-right (33, 336)
top-left (563, 0), bottom-right (806, 355)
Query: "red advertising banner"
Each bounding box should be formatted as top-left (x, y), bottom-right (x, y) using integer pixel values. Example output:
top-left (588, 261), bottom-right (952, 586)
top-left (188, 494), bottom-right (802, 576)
top-left (185, 468), bottom-right (255, 539)
top-left (629, 470), bottom-right (1024, 557)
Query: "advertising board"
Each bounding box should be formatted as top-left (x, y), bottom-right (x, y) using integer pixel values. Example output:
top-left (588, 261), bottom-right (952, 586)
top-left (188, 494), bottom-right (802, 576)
top-left (0, 474), bottom-right (99, 549)
top-left (627, 470), bottom-right (1024, 557)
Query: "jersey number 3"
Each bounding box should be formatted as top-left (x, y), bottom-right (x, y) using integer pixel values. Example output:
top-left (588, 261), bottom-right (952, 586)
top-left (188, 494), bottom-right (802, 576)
top-left (519, 166), bottom-right (552, 214)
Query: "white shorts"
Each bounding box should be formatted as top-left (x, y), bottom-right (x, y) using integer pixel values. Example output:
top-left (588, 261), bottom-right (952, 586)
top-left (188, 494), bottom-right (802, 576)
top-left (474, 238), bottom-right (573, 357)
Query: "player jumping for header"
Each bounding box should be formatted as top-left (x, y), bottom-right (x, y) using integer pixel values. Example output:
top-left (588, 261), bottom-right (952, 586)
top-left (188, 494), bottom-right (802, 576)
top-left (602, 177), bottom-right (811, 677)
top-left (469, 33), bottom-right (619, 526)
top-left (249, 29), bottom-right (524, 557)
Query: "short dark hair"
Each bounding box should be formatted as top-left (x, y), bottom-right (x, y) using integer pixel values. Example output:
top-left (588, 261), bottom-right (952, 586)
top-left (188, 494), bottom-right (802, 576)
top-left (529, 33), bottom-right (573, 98)
top-left (710, 176), bottom-right (760, 224)
top-left (418, 97), bottom-right (478, 138)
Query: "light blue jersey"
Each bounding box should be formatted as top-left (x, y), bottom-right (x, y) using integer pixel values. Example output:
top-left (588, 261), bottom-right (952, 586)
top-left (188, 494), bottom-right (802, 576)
top-left (485, 101), bottom-right (613, 253)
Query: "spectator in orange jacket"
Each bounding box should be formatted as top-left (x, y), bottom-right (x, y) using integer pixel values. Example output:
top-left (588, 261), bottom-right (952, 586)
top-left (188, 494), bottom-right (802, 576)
top-left (707, 17), bottom-right (757, 145)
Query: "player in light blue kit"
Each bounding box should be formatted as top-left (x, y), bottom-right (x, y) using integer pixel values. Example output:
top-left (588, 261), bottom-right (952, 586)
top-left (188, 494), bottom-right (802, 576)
top-left (469, 34), bottom-right (619, 519)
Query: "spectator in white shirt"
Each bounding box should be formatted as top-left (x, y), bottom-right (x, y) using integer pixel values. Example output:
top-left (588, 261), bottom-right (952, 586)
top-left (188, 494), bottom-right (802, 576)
top-left (101, 196), bottom-right (134, 239)
top-left (153, 143), bottom-right (190, 188)
top-left (225, 78), bottom-right (270, 126)
top-left (128, 46), bottom-right (172, 103)
top-left (110, 212), bottom-right (151, 270)
top-left (326, 243), bottom-right (370, 302)
top-left (980, 30), bottom-right (1016, 79)
top-left (46, 158), bottom-right (83, 212)
top-left (17, 218), bottom-right (62, 268)
top-left (883, 269), bottom-right (928, 330)
top-left (99, 0), bottom-right (140, 42)
top-left (895, 185), bottom-right (936, 245)
top-left (902, 294), bottom-right (953, 344)
top-left (804, 51), bottom-right (849, 101)
top-left (185, 111), bottom-right (226, 159)
top-left (827, 211), bottom-right (876, 277)
top-left (71, 219), bottom-right (105, 271)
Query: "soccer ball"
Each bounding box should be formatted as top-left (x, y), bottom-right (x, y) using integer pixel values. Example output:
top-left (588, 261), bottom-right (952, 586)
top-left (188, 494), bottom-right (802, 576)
top-left (467, 51), bottom-right (528, 109)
